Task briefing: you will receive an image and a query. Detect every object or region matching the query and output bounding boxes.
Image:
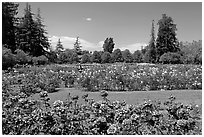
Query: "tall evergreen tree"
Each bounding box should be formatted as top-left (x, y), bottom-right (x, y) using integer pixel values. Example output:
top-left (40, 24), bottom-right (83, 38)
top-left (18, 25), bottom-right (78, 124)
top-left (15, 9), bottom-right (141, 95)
top-left (102, 37), bottom-right (115, 53)
top-left (16, 3), bottom-right (37, 55)
top-left (144, 20), bottom-right (157, 63)
top-left (34, 8), bottom-right (50, 56)
top-left (74, 36), bottom-right (82, 55)
top-left (55, 38), bottom-right (64, 53)
top-left (2, 2), bottom-right (19, 53)
top-left (156, 14), bottom-right (180, 61)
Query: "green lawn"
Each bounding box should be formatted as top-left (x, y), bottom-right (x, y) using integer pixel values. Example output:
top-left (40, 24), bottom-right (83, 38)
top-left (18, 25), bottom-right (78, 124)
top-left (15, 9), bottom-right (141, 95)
top-left (32, 88), bottom-right (202, 106)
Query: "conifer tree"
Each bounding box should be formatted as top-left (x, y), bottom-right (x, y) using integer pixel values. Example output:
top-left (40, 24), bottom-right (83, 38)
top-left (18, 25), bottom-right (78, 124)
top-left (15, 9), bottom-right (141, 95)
top-left (34, 8), bottom-right (50, 56)
top-left (144, 20), bottom-right (157, 63)
top-left (156, 14), bottom-right (180, 61)
top-left (74, 36), bottom-right (82, 55)
top-left (2, 2), bottom-right (19, 52)
top-left (55, 38), bottom-right (64, 53)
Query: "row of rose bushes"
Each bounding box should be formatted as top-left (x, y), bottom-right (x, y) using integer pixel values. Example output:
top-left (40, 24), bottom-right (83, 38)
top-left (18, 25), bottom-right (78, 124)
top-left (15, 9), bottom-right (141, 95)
top-left (2, 88), bottom-right (202, 135)
top-left (78, 64), bottom-right (202, 91)
top-left (2, 63), bottom-right (202, 94)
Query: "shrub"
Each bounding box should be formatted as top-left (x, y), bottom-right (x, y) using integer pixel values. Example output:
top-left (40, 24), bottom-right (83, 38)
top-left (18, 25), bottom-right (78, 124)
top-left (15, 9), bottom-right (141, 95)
top-left (58, 49), bottom-right (79, 64)
top-left (2, 47), bottom-right (16, 70)
top-left (32, 55), bottom-right (49, 65)
top-left (81, 54), bottom-right (91, 64)
top-left (15, 49), bottom-right (30, 65)
top-left (159, 52), bottom-right (182, 64)
top-left (101, 52), bottom-right (112, 63)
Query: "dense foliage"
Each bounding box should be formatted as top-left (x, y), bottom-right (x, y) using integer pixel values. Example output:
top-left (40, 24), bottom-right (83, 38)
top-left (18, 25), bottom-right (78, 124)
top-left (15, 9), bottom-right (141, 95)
top-left (156, 14), bottom-right (180, 61)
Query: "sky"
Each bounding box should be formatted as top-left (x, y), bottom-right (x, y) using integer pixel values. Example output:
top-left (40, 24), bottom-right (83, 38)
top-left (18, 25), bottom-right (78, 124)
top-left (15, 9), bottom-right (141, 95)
top-left (16, 2), bottom-right (202, 52)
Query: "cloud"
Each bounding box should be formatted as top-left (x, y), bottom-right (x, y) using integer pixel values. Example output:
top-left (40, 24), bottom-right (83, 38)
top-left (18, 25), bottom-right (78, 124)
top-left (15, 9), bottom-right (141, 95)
top-left (85, 18), bottom-right (92, 21)
top-left (49, 36), bottom-right (147, 53)
top-left (119, 43), bottom-right (148, 53)
top-left (49, 36), bottom-right (102, 51)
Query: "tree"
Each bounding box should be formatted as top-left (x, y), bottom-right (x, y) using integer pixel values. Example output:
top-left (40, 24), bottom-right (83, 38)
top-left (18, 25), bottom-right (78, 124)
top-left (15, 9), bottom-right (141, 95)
top-left (55, 38), bottom-right (64, 53)
top-left (16, 3), bottom-right (49, 57)
top-left (156, 14), bottom-right (180, 61)
top-left (2, 47), bottom-right (16, 70)
top-left (34, 8), bottom-right (50, 56)
top-left (101, 52), bottom-right (112, 63)
top-left (74, 36), bottom-right (82, 55)
top-left (144, 20), bottom-right (157, 63)
top-left (81, 54), bottom-right (91, 64)
top-left (15, 49), bottom-right (30, 65)
top-left (91, 51), bottom-right (102, 63)
top-left (180, 40), bottom-right (202, 64)
top-left (102, 37), bottom-right (115, 53)
top-left (112, 48), bottom-right (124, 63)
top-left (159, 52), bottom-right (182, 64)
top-left (2, 2), bottom-right (19, 53)
top-left (58, 49), bottom-right (79, 64)
top-left (122, 49), bottom-right (133, 63)
top-left (132, 50), bottom-right (143, 63)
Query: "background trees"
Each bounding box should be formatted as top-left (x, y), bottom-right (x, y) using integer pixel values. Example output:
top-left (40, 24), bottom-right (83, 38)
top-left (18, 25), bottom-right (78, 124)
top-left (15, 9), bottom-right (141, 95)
top-left (2, 2), bottom-right (201, 66)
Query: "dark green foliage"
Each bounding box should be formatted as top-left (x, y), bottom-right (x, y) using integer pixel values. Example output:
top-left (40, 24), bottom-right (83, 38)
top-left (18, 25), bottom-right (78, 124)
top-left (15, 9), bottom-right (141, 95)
top-left (103, 38), bottom-right (115, 53)
top-left (2, 2), bottom-right (19, 53)
top-left (34, 8), bottom-right (50, 54)
top-left (132, 50), bottom-right (143, 63)
top-left (32, 55), bottom-right (48, 65)
top-left (15, 49), bottom-right (30, 65)
top-left (122, 49), bottom-right (133, 63)
top-left (156, 14), bottom-right (180, 61)
top-left (46, 50), bottom-right (58, 63)
top-left (58, 49), bottom-right (79, 64)
top-left (81, 54), bottom-right (91, 63)
top-left (16, 3), bottom-right (49, 57)
top-left (112, 48), bottom-right (124, 62)
top-left (91, 51), bottom-right (102, 63)
top-left (2, 47), bottom-right (16, 70)
top-left (159, 52), bottom-right (182, 64)
top-left (101, 52), bottom-right (112, 63)
top-left (179, 40), bottom-right (202, 65)
top-left (55, 38), bottom-right (64, 54)
top-left (144, 20), bottom-right (157, 63)
top-left (74, 37), bottom-right (82, 55)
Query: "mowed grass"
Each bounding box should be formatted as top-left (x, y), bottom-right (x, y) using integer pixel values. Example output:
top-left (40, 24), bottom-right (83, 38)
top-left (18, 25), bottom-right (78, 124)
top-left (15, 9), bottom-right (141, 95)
top-left (32, 89), bottom-right (202, 106)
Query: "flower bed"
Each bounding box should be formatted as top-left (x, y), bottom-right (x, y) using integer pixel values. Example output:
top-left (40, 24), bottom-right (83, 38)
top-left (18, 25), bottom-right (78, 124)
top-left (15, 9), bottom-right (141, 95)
top-left (2, 64), bottom-right (202, 135)
top-left (2, 90), bottom-right (202, 135)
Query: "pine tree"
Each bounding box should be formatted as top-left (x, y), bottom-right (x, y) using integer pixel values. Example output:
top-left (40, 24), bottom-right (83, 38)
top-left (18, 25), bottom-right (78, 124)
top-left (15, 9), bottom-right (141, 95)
top-left (16, 3), bottom-right (37, 55)
top-left (156, 14), bottom-right (180, 61)
top-left (103, 37), bottom-right (115, 53)
top-left (2, 2), bottom-right (19, 53)
top-left (144, 20), bottom-right (157, 63)
top-left (34, 8), bottom-right (50, 56)
top-left (74, 36), bottom-right (82, 55)
top-left (55, 38), bottom-right (64, 53)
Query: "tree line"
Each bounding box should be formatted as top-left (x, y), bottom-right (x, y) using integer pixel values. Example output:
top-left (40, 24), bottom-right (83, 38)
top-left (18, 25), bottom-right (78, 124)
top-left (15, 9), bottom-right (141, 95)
top-left (2, 2), bottom-right (202, 70)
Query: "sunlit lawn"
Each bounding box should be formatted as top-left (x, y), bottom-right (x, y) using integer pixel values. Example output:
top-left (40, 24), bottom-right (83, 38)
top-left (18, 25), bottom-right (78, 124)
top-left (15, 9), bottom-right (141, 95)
top-left (32, 88), bottom-right (202, 106)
